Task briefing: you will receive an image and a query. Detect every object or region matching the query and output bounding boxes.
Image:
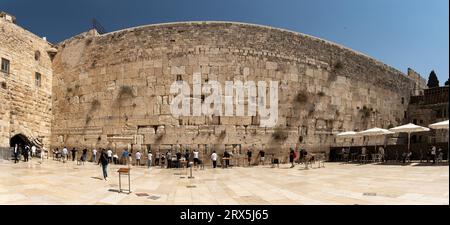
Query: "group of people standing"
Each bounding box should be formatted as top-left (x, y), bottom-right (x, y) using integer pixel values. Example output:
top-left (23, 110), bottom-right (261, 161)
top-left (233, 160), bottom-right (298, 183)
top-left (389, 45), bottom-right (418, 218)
top-left (209, 147), bottom-right (267, 168)
top-left (12, 143), bottom-right (39, 163)
top-left (289, 147), bottom-right (309, 168)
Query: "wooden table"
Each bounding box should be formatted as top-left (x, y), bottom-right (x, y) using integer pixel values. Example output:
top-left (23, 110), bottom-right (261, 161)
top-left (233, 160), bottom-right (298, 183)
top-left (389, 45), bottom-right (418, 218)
top-left (117, 168), bottom-right (131, 194)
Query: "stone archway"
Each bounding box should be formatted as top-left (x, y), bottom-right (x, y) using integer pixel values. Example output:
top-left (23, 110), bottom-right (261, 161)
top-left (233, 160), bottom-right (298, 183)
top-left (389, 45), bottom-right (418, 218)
top-left (9, 133), bottom-right (31, 148)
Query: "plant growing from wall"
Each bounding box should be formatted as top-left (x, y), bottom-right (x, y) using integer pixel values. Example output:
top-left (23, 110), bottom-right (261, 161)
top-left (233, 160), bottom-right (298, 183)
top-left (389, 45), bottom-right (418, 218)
top-left (85, 115), bottom-right (92, 125)
top-left (360, 106), bottom-right (371, 119)
top-left (333, 61), bottom-right (343, 71)
top-left (90, 99), bottom-right (101, 112)
top-left (117, 86), bottom-right (135, 100)
top-left (295, 92), bottom-right (308, 104)
top-left (272, 128), bottom-right (288, 141)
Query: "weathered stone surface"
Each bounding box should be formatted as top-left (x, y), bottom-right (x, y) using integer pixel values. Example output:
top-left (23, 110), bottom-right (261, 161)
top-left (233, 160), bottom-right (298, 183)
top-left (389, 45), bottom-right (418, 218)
top-left (48, 22), bottom-right (418, 154)
top-left (0, 18), bottom-right (420, 156)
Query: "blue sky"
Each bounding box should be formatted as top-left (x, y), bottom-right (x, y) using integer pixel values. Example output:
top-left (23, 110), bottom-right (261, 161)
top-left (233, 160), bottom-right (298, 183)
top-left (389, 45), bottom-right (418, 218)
top-left (1, 0), bottom-right (448, 83)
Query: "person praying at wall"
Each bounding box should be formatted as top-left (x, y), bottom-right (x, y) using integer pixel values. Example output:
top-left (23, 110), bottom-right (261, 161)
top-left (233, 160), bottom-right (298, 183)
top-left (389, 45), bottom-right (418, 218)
top-left (147, 151), bottom-right (152, 169)
top-left (135, 151), bottom-right (141, 166)
top-left (70, 147), bottom-right (76, 161)
top-left (247, 148), bottom-right (252, 166)
top-left (155, 150), bottom-right (160, 166)
top-left (258, 149), bottom-right (265, 165)
top-left (193, 149), bottom-right (199, 168)
top-left (121, 149), bottom-right (129, 165)
top-left (92, 148), bottom-right (97, 163)
top-left (211, 151), bottom-right (218, 168)
top-left (62, 147), bottom-right (68, 163)
top-left (223, 150), bottom-right (231, 168)
top-left (82, 148), bottom-right (88, 162)
top-left (166, 150), bottom-right (172, 168)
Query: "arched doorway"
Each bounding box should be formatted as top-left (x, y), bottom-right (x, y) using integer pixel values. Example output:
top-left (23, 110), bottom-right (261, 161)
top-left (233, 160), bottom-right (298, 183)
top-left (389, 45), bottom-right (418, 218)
top-left (10, 134), bottom-right (31, 148)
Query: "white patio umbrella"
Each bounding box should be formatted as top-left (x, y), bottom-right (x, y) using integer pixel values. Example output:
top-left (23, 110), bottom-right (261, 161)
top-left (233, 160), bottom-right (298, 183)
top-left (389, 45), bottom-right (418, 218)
top-left (336, 131), bottom-right (359, 137)
top-left (429, 120), bottom-right (449, 130)
top-left (359, 127), bottom-right (394, 136)
top-left (358, 128), bottom-right (394, 153)
top-left (389, 123), bottom-right (430, 153)
top-left (336, 131), bottom-right (359, 161)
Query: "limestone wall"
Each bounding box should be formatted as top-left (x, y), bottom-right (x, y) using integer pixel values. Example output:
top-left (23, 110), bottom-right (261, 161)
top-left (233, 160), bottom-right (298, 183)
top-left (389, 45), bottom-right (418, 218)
top-left (0, 18), bottom-right (53, 149)
top-left (51, 22), bottom-right (416, 156)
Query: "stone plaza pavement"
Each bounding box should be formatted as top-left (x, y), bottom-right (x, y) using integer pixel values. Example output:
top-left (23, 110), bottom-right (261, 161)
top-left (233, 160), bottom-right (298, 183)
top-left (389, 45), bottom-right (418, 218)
top-left (0, 159), bottom-right (448, 205)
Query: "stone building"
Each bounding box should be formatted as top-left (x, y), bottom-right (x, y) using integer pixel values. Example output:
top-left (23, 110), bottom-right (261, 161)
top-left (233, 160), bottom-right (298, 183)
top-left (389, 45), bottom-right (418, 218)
top-left (407, 86), bottom-right (449, 143)
top-left (1, 12), bottom-right (431, 158)
top-left (0, 12), bottom-right (55, 151)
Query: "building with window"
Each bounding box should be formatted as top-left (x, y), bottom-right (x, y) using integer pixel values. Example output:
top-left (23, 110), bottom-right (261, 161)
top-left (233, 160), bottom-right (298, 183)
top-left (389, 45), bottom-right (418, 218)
top-left (0, 12), bottom-right (55, 150)
top-left (407, 86), bottom-right (449, 143)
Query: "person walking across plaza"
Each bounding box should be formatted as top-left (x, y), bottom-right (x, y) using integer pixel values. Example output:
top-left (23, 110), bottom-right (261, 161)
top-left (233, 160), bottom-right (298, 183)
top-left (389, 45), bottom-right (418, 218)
top-left (211, 151), bottom-right (218, 168)
top-left (98, 149), bottom-right (109, 181)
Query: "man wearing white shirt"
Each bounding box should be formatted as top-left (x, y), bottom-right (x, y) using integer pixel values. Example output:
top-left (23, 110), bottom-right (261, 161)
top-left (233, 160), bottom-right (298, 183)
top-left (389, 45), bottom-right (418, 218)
top-left (92, 149), bottom-right (97, 162)
top-left (135, 151), bottom-right (142, 166)
top-left (211, 151), bottom-right (218, 168)
top-left (107, 149), bottom-right (113, 163)
top-left (193, 149), bottom-right (199, 167)
top-left (31, 145), bottom-right (36, 158)
top-left (62, 147), bottom-right (68, 163)
top-left (147, 151), bottom-right (153, 168)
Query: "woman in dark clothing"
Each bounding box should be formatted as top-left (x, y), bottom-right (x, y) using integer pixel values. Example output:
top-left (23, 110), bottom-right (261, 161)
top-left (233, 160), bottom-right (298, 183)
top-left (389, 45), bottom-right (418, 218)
top-left (82, 148), bottom-right (88, 162)
top-left (98, 149), bottom-right (109, 180)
